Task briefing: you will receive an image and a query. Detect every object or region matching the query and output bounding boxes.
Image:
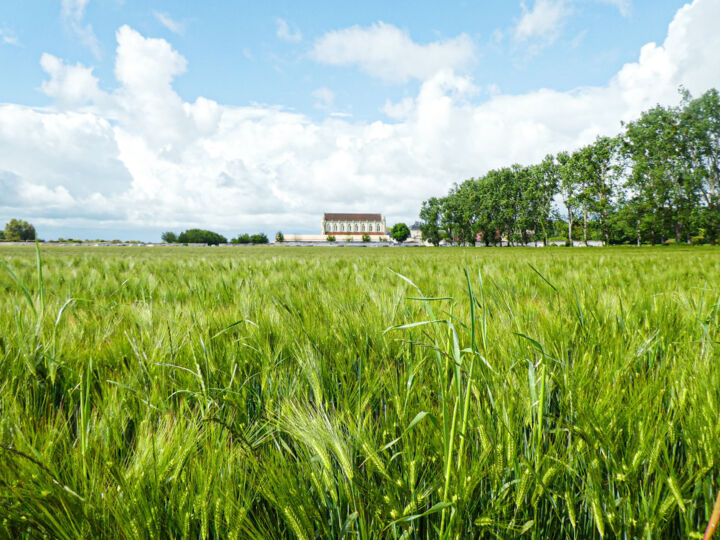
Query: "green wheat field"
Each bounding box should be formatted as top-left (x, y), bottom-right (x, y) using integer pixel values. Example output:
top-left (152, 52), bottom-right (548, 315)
top-left (1, 245), bottom-right (719, 539)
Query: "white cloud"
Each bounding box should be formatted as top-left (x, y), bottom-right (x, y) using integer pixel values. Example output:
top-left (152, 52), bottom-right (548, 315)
top-left (597, 0), bottom-right (631, 17)
top-left (61, 0), bottom-right (101, 58)
top-left (153, 11), bottom-right (185, 35)
top-left (513, 0), bottom-right (632, 53)
top-left (0, 28), bottom-right (20, 46)
top-left (312, 87), bottom-right (334, 110)
top-left (39, 53), bottom-right (106, 109)
top-left (310, 22), bottom-right (475, 83)
top-left (1, 0), bottom-right (718, 238)
top-left (276, 18), bottom-right (302, 42)
top-left (514, 0), bottom-right (572, 44)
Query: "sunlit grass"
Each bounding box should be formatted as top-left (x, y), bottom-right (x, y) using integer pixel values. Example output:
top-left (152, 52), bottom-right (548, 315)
top-left (1, 245), bottom-right (719, 538)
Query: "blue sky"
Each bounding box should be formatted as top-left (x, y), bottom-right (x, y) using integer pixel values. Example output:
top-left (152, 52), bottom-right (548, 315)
top-left (0, 0), bottom-right (718, 240)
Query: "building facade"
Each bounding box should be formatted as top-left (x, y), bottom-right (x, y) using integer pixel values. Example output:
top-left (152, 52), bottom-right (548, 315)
top-left (321, 213), bottom-right (387, 236)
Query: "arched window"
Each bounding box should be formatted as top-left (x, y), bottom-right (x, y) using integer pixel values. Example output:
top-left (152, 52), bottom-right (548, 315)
top-left (326, 224), bottom-right (331, 232)
top-left (354, 224), bottom-right (358, 232)
top-left (361, 224), bottom-right (365, 232)
top-left (341, 224), bottom-right (345, 232)
top-left (376, 224), bottom-right (380, 232)
top-left (333, 224), bottom-right (337, 232)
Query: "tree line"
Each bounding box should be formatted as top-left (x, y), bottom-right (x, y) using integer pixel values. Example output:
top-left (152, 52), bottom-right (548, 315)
top-left (420, 89), bottom-right (720, 246)
top-left (161, 230), bottom-right (269, 245)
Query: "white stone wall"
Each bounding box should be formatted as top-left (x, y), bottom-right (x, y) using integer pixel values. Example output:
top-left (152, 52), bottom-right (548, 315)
top-left (321, 219), bottom-right (386, 234)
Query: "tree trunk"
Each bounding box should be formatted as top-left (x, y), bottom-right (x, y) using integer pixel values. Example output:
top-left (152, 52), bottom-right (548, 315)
top-left (675, 220), bottom-right (682, 244)
top-left (583, 207), bottom-right (588, 246)
top-left (568, 213), bottom-right (573, 246)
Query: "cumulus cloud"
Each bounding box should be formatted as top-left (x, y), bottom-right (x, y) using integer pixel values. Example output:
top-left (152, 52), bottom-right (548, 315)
top-left (310, 22), bottom-right (475, 83)
top-left (1, 0), bottom-right (718, 238)
top-left (514, 0), bottom-right (573, 45)
top-left (153, 11), bottom-right (185, 35)
top-left (61, 0), bottom-right (101, 58)
top-left (40, 53), bottom-right (106, 109)
top-left (276, 18), bottom-right (302, 42)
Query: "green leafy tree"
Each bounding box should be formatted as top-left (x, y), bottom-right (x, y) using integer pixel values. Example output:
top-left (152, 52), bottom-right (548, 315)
top-left (361, 233), bottom-right (371, 242)
top-left (177, 229), bottom-right (227, 245)
top-left (680, 88), bottom-right (720, 243)
top-left (623, 104), bottom-right (700, 243)
top-left (419, 197), bottom-right (444, 246)
top-left (556, 151), bottom-right (580, 245)
top-left (161, 231), bottom-right (178, 243)
top-left (4, 219), bottom-right (36, 241)
top-left (275, 231), bottom-right (285, 243)
top-left (390, 222), bottom-right (410, 243)
top-left (232, 234), bottom-right (251, 244)
top-left (326, 235), bottom-right (336, 242)
top-left (250, 233), bottom-right (269, 244)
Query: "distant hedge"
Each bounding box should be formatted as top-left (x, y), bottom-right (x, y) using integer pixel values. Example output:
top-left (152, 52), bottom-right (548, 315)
top-left (231, 233), bottom-right (268, 244)
top-left (177, 229), bottom-right (228, 245)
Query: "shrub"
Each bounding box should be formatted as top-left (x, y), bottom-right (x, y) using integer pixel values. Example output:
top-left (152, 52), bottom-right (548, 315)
top-left (250, 233), bottom-right (269, 244)
top-left (326, 235), bottom-right (336, 242)
top-left (177, 229), bottom-right (227, 245)
top-left (346, 237), bottom-right (353, 242)
top-left (390, 223), bottom-right (410, 243)
top-left (275, 231), bottom-right (284, 243)
top-left (232, 234), bottom-right (251, 244)
top-left (361, 234), bottom-right (371, 242)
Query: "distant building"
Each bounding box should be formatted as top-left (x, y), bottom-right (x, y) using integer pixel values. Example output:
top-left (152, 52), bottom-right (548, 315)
top-left (409, 221), bottom-right (423, 243)
top-left (321, 213), bottom-right (387, 237)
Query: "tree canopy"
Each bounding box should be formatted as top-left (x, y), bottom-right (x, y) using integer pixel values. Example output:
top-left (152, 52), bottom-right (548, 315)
top-left (161, 231), bottom-right (178, 243)
top-left (3, 219), bottom-right (36, 242)
top-left (232, 233), bottom-right (268, 244)
top-left (390, 223), bottom-right (410, 243)
top-left (419, 88), bottom-right (720, 246)
top-left (177, 229), bottom-right (227, 245)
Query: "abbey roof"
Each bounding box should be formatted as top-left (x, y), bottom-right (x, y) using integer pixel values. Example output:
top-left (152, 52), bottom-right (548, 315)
top-left (323, 213), bottom-right (382, 221)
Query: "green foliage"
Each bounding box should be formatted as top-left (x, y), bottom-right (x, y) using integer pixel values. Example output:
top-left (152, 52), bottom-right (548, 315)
top-left (177, 229), bottom-right (227, 245)
top-left (390, 222), bottom-right (410, 243)
top-left (419, 197), bottom-right (443, 246)
top-left (0, 245), bottom-right (719, 538)
top-left (275, 231), bottom-right (285, 243)
top-left (421, 88), bottom-right (720, 246)
top-left (232, 233), bottom-right (251, 244)
top-left (250, 233), bottom-right (269, 244)
top-left (233, 233), bottom-right (268, 245)
top-left (326, 235), bottom-right (336, 242)
top-left (161, 231), bottom-right (178, 243)
top-left (3, 218), bottom-right (36, 242)
top-left (361, 233), bottom-right (371, 242)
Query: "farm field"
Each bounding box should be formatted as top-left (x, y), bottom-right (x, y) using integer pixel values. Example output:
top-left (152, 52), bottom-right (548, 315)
top-left (1, 245), bottom-right (720, 539)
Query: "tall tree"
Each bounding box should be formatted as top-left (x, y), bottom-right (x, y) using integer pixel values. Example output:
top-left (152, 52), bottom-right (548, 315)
top-left (556, 152), bottom-right (578, 245)
top-left (623, 104), bottom-right (699, 243)
top-left (3, 219), bottom-right (36, 241)
top-left (419, 197), bottom-right (444, 246)
top-left (574, 137), bottom-right (619, 245)
top-left (681, 88), bottom-right (720, 243)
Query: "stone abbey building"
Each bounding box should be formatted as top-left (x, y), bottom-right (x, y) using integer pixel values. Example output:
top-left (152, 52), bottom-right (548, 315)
top-left (321, 213), bottom-right (387, 236)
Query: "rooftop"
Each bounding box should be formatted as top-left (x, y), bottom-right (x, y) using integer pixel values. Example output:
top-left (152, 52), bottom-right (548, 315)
top-left (324, 213), bottom-right (382, 221)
